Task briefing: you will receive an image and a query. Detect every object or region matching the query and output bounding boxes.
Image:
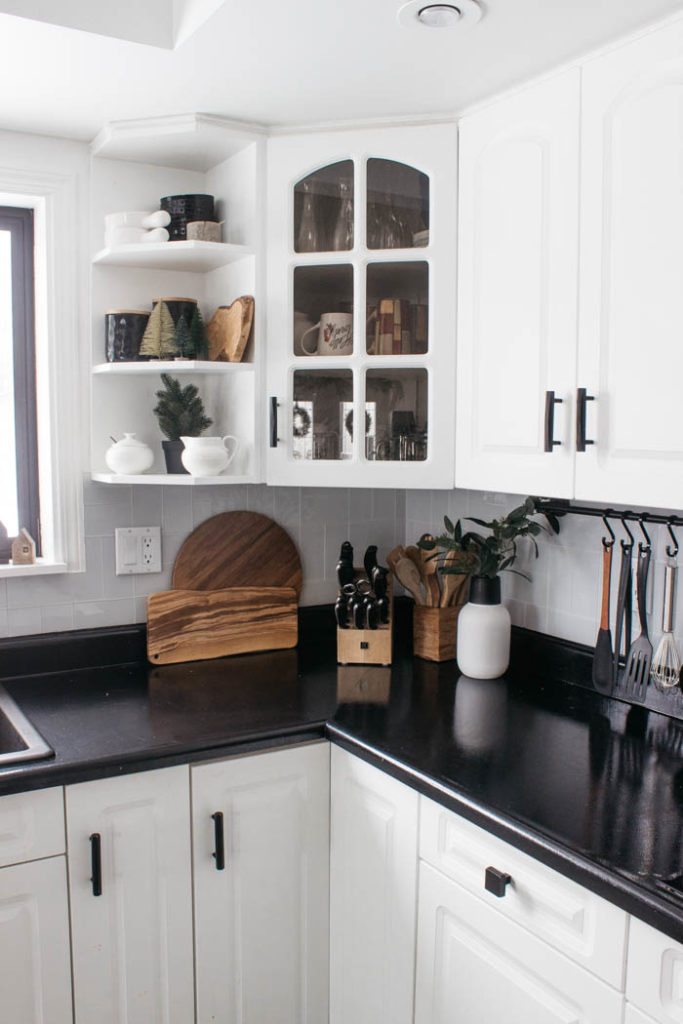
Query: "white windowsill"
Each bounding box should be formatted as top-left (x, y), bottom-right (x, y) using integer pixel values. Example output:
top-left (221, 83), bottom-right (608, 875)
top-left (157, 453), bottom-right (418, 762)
top-left (0, 560), bottom-right (69, 578)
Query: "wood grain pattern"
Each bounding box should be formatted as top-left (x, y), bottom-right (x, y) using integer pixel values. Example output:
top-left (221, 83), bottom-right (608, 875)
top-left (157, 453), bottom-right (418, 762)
top-left (147, 587), bottom-right (298, 665)
top-left (171, 511), bottom-right (302, 595)
top-left (207, 296), bottom-right (254, 362)
top-left (413, 605), bottom-right (464, 662)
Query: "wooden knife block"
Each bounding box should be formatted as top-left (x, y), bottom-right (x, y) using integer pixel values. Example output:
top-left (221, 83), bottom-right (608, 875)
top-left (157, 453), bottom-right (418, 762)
top-left (413, 603), bottom-right (466, 663)
top-left (337, 570), bottom-right (393, 666)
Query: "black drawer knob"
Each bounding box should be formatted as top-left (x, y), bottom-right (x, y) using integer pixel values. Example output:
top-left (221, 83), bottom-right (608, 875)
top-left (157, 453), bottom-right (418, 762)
top-left (485, 866), bottom-right (511, 897)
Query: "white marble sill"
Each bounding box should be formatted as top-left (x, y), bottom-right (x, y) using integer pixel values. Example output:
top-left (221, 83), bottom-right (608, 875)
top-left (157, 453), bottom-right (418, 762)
top-left (0, 560), bottom-right (68, 579)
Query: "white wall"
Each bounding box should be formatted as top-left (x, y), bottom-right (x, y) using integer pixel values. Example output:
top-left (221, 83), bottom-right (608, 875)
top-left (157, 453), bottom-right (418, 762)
top-left (0, 482), bottom-right (406, 636)
top-left (407, 488), bottom-right (683, 652)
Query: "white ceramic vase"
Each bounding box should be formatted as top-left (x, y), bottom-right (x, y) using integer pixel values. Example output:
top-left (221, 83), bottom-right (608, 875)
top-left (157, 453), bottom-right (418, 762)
top-left (105, 433), bottom-right (154, 475)
top-left (456, 576), bottom-right (511, 679)
top-left (180, 435), bottom-right (239, 476)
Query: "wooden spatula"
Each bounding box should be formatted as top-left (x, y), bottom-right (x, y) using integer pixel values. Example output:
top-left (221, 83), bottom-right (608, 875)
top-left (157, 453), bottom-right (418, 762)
top-left (393, 555), bottom-right (426, 605)
top-left (419, 534), bottom-right (441, 608)
top-left (405, 545), bottom-right (429, 603)
top-left (592, 543), bottom-right (614, 693)
top-left (440, 549), bottom-right (470, 608)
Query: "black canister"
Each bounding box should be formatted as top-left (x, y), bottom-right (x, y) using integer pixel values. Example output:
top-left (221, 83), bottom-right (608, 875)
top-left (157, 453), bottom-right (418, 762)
top-left (160, 194), bottom-right (215, 241)
top-left (105, 310), bottom-right (150, 362)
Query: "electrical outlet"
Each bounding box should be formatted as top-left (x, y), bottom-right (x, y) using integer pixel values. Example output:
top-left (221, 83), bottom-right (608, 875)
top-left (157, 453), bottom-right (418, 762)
top-left (115, 527), bottom-right (162, 575)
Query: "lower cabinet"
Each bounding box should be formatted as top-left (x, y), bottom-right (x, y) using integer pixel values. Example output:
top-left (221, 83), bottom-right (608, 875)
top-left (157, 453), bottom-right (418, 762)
top-left (0, 856), bottom-right (73, 1024)
top-left (66, 765), bottom-right (194, 1024)
top-left (414, 861), bottom-right (624, 1024)
top-left (329, 745), bottom-right (419, 1024)
top-left (626, 917), bottom-right (683, 1024)
top-left (191, 742), bottom-right (330, 1024)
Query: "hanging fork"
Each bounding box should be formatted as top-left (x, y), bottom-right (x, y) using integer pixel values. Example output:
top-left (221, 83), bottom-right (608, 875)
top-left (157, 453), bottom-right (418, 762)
top-left (613, 515), bottom-right (634, 688)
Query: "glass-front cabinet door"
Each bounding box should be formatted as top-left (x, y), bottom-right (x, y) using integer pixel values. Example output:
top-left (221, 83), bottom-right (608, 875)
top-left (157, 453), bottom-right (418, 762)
top-left (266, 124), bottom-right (457, 487)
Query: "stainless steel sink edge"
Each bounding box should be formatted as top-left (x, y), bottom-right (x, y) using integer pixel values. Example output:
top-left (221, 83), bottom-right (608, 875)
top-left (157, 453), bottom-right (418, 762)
top-left (0, 685), bottom-right (54, 765)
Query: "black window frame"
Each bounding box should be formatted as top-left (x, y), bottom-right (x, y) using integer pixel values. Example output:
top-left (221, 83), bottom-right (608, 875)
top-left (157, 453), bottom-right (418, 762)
top-left (0, 205), bottom-right (40, 555)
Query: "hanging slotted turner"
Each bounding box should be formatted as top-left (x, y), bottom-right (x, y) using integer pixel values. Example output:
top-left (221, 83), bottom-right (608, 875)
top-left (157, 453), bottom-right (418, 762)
top-left (623, 544), bottom-right (653, 700)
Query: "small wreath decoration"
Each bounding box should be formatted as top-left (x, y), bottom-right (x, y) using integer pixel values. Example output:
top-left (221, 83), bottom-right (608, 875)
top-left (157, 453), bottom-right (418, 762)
top-left (345, 409), bottom-right (372, 439)
top-left (293, 404), bottom-right (311, 438)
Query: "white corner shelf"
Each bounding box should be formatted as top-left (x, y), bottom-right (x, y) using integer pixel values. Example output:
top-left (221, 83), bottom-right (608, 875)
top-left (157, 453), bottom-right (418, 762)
top-left (91, 473), bottom-right (255, 486)
top-left (90, 113), bottom-right (266, 171)
top-left (92, 240), bottom-right (253, 273)
top-left (92, 360), bottom-right (253, 376)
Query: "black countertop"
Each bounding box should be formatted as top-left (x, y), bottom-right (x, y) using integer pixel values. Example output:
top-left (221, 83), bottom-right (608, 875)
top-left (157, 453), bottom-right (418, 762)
top-left (0, 606), bottom-right (682, 942)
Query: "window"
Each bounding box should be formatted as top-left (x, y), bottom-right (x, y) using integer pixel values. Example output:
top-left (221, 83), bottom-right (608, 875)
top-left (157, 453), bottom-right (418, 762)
top-left (0, 205), bottom-right (40, 554)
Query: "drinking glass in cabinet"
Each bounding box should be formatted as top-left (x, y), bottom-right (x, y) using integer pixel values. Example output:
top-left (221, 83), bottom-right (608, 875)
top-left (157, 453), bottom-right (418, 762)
top-left (365, 369), bottom-right (428, 461)
top-left (293, 265), bottom-right (354, 356)
top-left (366, 159), bottom-right (429, 250)
top-left (366, 262), bottom-right (429, 355)
top-left (292, 370), bottom-right (353, 460)
top-left (294, 160), bottom-right (354, 253)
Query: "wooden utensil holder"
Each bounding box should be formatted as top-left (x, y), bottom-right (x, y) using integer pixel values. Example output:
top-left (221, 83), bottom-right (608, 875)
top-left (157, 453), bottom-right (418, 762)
top-left (413, 603), bottom-right (465, 662)
top-left (337, 570), bottom-right (393, 666)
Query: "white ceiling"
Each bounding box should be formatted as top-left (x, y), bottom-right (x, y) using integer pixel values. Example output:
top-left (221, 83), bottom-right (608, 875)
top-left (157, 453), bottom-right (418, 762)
top-left (1, 0), bottom-right (682, 143)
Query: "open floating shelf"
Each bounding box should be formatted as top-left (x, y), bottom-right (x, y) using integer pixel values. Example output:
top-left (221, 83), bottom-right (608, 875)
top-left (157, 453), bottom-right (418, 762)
top-left (91, 473), bottom-right (255, 486)
top-left (92, 360), bottom-right (253, 376)
top-left (92, 240), bottom-right (253, 273)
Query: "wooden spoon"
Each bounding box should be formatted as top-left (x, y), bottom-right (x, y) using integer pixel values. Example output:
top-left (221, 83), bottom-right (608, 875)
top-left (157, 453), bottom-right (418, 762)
top-left (419, 534), bottom-right (441, 608)
top-left (393, 555), bottom-right (426, 605)
top-left (440, 549), bottom-right (469, 608)
top-left (404, 545), bottom-right (429, 602)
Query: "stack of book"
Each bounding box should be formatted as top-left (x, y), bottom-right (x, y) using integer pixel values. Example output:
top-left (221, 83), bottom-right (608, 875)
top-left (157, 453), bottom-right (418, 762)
top-left (368, 299), bottom-right (428, 355)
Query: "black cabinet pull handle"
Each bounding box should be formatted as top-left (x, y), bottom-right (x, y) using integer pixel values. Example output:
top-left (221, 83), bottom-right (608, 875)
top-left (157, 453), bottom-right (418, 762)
top-left (543, 390), bottom-right (563, 452)
top-left (269, 396), bottom-right (279, 448)
top-left (211, 811), bottom-right (225, 871)
top-left (89, 833), bottom-right (102, 897)
top-left (485, 865), bottom-right (511, 898)
top-left (576, 387), bottom-right (595, 452)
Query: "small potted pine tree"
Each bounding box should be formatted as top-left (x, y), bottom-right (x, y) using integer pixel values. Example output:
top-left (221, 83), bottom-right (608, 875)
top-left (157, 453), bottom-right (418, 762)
top-left (153, 373), bottom-right (212, 473)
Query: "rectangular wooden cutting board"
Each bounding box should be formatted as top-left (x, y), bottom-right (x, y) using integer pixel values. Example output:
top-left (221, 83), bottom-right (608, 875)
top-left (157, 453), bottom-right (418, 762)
top-left (147, 586), bottom-right (298, 665)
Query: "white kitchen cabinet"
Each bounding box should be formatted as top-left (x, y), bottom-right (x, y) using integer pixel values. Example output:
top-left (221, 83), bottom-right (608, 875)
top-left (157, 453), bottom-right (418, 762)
top-left (192, 742), bottom-right (330, 1024)
top-left (456, 68), bottom-right (581, 497)
top-left (626, 916), bottom-right (683, 1024)
top-left (414, 861), bottom-right (624, 1024)
top-left (89, 114), bottom-right (265, 485)
top-left (576, 18), bottom-right (683, 508)
top-left (420, 795), bottom-right (628, 988)
top-left (66, 764), bottom-right (194, 1024)
top-left (627, 1007), bottom-right (661, 1024)
top-left (0, 785), bottom-right (65, 866)
top-left (0, 856), bottom-right (73, 1024)
top-left (266, 123), bottom-right (457, 489)
top-left (329, 745), bottom-right (419, 1024)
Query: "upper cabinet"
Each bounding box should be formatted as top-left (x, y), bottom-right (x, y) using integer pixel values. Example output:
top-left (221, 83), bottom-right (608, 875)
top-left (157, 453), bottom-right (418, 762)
top-left (576, 19), bottom-right (683, 509)
top-left (89, 115), bottom-right (266, 486)
top-left (457, 17), bottom-right (683, 510)
top-left (266, 124), bottom-right (457, 488)
top-left (456, 69), bottom-right (581, 498)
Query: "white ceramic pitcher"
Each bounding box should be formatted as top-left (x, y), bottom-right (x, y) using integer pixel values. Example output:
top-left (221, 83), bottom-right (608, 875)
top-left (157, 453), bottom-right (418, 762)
top-left (180, 435), bottom-right (239, 476)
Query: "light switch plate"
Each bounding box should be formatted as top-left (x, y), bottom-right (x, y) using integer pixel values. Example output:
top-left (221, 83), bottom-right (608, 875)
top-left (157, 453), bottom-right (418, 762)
top-left (115, 526), bottom-right (162, 574)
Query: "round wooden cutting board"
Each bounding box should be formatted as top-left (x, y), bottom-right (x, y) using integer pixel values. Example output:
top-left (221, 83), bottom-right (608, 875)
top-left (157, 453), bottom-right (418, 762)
top-left (171, 511), bottom-right (303, 596)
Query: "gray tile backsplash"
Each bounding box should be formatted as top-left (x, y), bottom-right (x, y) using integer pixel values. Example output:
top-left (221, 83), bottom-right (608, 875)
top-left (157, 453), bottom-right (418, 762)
top-left (3, 481), bottom-right (679, 656)
top-left (0, 481), bottom-right (406, 636)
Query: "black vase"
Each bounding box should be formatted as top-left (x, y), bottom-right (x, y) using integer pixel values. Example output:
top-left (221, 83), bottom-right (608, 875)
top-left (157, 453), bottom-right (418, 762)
top-left (161, 439), bottom-right (188, 474)
top-left (160, 194), bottom-right (215, 241)
top-left (105, 310), bottom-right (150, 362)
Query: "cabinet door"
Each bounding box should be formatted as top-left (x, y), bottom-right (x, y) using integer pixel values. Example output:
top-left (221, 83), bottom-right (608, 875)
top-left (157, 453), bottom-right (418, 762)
top-left (627, 917), bottom-right (683, 1024)
top-left (330, 746), bottom-right (419, 1024)
top-left (66, 765), bottom-right (194, 1024)
top-left (0, 786), bottom-right (65, 866)
top-left (577, 19), bottom-right (683, 507)
top-left (0, 856), bottom-right (73, 1024)
top-left (415, 862), bottom-right (624, 1024)
top-left (626, 1006), bottom-right (660, 1024)
top-left (192, 742), bottom-right (330, 1024)
top-left (266, 123), bottom-right (457, 489)
top-left (456, 68), bottom-right (580, 497)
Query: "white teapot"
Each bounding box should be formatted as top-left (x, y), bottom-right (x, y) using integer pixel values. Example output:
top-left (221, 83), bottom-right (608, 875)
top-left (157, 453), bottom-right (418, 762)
top-left (105, 433), bottom-right (154, 475)
top-left (180, 435), bottom-right (239, 476)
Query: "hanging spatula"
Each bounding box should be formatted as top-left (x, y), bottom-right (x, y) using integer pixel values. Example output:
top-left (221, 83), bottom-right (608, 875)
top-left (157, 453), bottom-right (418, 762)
top-left (623, 544), bottom-right (653, 700)
top-left (592, 542), bottom-right (614, 693)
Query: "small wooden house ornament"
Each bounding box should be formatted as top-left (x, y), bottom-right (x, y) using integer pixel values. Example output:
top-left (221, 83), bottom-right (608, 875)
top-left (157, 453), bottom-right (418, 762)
top-left (12, 528), bottom-right (36, 565)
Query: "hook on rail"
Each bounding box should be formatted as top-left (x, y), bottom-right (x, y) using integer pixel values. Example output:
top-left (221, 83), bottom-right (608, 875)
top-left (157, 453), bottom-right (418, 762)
top-left (638, 515), bottom-right (652, 553)
top-left (666, 518), bottom-right (679, 559)
top-left (620, 513), bottom-right (635, 551)
top-left (601, 514), bottom-right (615, 550)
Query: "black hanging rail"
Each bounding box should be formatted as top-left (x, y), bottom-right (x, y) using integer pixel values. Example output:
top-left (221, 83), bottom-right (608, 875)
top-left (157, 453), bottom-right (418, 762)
top-left (534, 498), bottom-right (683, 531)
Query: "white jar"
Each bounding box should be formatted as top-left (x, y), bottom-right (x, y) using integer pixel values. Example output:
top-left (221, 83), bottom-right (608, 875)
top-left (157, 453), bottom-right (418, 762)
top-left (456, 576), bottom-right (511, 679)
top-left (105, 433), bottom-right (154, 475)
